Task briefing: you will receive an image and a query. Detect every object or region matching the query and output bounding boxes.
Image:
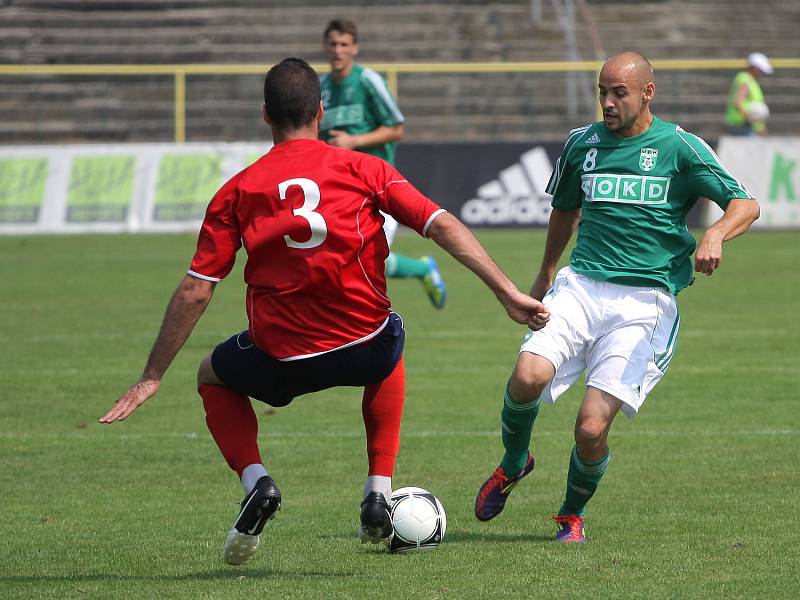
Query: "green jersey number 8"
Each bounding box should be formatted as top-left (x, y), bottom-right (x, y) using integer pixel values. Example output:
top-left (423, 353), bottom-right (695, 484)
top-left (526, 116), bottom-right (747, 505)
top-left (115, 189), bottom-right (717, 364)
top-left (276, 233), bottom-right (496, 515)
top-left (583, 148), bottom-right (598, 172)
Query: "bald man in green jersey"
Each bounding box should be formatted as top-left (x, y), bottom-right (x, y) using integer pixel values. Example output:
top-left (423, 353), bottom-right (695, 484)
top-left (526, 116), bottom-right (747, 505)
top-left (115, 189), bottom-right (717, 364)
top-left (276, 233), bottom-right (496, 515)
top-left (475, 52), bottom-right (760, 543)
top-left (319, 19), bottom-right (447, 309)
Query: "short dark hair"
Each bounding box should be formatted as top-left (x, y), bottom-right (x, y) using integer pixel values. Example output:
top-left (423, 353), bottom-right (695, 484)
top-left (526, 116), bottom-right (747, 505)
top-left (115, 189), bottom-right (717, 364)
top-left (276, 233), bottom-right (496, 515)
top-left (323, 19), bottom-right (358, 42)
top-left (263, 58), bottom-right (321, 131)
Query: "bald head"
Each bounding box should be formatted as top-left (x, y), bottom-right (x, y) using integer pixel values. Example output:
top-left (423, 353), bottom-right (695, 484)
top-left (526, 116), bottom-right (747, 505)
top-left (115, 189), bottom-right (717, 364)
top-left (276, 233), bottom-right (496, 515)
top-left (601, 52), bottom-right (654, 87)
top-left (598, 51), bottom-right (656, 137)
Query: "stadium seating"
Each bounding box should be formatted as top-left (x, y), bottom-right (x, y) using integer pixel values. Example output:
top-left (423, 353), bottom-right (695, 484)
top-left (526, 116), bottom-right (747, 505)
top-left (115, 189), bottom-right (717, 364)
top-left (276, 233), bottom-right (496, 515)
top-left (1, 0), bottom-right (798, 143)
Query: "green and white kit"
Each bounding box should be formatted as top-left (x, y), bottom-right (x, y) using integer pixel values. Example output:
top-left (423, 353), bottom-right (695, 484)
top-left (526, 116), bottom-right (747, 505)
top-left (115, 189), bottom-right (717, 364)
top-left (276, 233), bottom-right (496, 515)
top-left (522, 118), bottom-right (753, 414)
top-left (319, 64), bottom-right (404, 165)
top-left (546, 117), bottom-right (752, 295)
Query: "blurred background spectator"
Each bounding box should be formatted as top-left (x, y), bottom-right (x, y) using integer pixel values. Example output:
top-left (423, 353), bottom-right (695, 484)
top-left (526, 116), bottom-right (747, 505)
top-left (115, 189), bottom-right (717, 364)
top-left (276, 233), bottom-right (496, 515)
top-left (725, 52), bottom-right (773, 136)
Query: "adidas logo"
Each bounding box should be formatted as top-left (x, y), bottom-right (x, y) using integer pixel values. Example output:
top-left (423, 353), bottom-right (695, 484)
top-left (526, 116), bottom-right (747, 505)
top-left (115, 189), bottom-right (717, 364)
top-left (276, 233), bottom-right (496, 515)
top-left (585, 132), bottom-right (600, 144)
top-left (460, 146), bottom-right (554, 226)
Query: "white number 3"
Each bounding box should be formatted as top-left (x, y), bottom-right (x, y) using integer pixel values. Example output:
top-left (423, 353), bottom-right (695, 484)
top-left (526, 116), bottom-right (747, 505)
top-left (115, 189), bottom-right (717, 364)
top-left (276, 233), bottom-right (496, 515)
top-left (278, 178), bottom-right (327, 249)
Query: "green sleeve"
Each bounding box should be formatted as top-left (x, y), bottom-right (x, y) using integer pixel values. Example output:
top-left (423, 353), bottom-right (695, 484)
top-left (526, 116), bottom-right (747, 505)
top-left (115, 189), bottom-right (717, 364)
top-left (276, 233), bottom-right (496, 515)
top-left (677, 128), bottom-right (752, 210)
top-left (361, 70), bottom-right (404, 128)
top-left (546, 128), bottom-right (587, 210)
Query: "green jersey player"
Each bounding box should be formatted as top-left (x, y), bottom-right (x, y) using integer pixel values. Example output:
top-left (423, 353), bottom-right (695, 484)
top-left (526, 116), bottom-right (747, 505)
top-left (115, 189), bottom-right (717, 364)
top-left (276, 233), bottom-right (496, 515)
top-left (320, 19), bottom-right (446, 308)
top-left (475, 52), bottom-right (760, 543)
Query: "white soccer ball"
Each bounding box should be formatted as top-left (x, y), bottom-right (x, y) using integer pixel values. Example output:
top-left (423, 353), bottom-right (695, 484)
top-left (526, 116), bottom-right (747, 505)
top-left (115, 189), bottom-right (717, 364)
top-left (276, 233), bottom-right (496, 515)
top-left (746, 101), bottom-right (770, 122)
top-left (388, 487), bottom-right (447, 553)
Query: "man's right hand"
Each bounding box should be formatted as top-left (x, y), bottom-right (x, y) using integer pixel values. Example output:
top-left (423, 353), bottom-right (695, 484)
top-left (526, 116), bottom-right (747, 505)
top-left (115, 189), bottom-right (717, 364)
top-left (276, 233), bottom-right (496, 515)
top-left (99, 379), bottom-right (160, 423)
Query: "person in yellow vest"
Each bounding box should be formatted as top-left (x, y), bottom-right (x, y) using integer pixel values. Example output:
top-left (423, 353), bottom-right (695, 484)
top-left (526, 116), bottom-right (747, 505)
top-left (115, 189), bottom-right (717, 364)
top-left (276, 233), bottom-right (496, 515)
top-left (725, 52), bottom-right (773, 136)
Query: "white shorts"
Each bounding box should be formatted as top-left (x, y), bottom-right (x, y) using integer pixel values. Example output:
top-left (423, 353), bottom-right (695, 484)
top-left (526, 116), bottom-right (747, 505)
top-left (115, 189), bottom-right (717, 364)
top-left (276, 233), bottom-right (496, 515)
top-left (520, 267), bottom-right (680, 417)
top-left (381, 211), bottom-right (398, 247)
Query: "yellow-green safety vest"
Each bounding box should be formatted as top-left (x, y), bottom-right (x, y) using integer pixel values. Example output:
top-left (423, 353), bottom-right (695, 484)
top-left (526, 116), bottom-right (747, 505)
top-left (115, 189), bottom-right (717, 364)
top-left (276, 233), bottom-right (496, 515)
top-left (725, 71), bottom-right (766, 131)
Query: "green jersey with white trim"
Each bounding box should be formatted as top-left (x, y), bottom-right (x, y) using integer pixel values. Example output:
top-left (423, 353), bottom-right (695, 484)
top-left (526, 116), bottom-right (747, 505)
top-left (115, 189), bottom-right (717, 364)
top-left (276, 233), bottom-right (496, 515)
top-left (320, 64), bottom-right (404, 165)
top-left (546, 117), bottom-right (753, 294)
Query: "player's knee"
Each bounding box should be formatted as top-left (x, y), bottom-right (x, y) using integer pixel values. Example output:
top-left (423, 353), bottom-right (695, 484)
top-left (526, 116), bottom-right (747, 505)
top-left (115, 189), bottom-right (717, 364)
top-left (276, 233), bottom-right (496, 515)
top-left (509, 366), bottom-right (550, 402)
top-left (574, 418), bottom-right (609, 451)
top-left (509, 352), bottom-right (555, 402)
top-left (197, 354), bottom-right (219, 387)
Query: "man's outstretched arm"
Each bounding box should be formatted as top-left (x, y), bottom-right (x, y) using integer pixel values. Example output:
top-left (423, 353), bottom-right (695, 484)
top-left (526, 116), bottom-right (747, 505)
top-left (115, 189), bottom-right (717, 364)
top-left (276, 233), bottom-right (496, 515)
top-left (99, 274), bottom-right (215, 423)
top-left (426, 212), bottom-right (550, 330)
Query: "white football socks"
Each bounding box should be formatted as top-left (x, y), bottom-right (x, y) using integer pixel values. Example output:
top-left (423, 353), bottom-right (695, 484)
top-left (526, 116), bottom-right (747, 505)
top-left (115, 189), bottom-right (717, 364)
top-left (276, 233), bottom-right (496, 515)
top-left (241, 463), bottom-right (269, 495)
top-left (363, 475), bottom-right (392, 502)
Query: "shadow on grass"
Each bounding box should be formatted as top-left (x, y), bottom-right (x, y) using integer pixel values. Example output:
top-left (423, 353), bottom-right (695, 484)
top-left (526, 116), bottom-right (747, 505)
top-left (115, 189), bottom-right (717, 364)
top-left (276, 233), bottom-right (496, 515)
top-left (0, 568), bottom-right (354, 583)
top-left (445, 530), bottom-right (553, 544)
top-left (327, 529), bottom-right (553, 545)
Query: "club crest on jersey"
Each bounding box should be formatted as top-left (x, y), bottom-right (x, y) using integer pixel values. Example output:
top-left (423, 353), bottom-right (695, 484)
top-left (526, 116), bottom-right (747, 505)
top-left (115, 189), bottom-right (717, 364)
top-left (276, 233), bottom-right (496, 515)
top-left (639, 148), bottom-right (658, 172)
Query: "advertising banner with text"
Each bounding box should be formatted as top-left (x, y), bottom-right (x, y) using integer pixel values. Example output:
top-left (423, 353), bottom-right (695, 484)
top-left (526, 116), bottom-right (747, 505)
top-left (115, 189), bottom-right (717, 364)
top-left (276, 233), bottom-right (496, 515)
top-left (396, 142), bottom-right (707, 229)
top-left (0, 143), bottom-right (272, 234)
top-left (1, 140), bottom-right (721, 234)
top-left (706, 137), bottom-right (800, 228)
top-left (397, 142), bottom-right (561, 228)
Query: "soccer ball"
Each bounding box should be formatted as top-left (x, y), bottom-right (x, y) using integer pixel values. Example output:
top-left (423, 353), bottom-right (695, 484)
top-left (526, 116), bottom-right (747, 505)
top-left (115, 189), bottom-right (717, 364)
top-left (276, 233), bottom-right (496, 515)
top-left (388, 487), bottom-right (446, 553)
top-left (746, 101), bottom-right (770, 122)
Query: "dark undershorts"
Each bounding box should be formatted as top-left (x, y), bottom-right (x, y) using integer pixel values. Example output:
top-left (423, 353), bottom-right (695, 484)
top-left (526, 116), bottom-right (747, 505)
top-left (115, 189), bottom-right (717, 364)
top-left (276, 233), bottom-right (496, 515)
top-left (210, 312), bottom-right (405, 407)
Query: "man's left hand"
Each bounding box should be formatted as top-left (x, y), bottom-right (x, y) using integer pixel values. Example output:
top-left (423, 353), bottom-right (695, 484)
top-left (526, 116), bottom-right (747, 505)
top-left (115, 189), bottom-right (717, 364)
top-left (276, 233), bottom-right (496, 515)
top-left (694, 233), bottom-right (723, 275)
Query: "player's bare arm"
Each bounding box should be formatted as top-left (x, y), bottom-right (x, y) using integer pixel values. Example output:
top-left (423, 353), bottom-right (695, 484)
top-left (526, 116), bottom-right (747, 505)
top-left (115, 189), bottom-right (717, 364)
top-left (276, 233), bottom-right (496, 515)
top-left (328, 124), bottom-right (405, 150)
top-left (695, 198), bottom-right (760, 276)
top-left (99, 275), bottom-right (215, 423)
top-left (530, 207), bottom-right (581, 300)
top-left (427, 212), bottom-right (550, 329)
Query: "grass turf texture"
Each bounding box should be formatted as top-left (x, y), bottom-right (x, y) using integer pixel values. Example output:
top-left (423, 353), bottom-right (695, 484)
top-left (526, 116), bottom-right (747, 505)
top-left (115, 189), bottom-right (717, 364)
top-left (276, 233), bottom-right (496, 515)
top-left (1, 230), bottom-right (797, 599)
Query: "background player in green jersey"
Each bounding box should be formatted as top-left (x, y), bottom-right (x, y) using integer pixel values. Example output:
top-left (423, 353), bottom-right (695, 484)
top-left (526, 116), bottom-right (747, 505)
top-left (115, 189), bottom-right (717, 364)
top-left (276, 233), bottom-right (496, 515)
top-left (320, 19), bottom-right (447, 309)
top-left (475, 52), bottom-right (761, 542)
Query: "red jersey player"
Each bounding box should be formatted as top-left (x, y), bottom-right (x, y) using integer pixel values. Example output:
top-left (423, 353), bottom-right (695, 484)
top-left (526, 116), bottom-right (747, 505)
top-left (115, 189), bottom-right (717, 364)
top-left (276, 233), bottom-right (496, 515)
top-left (100, 58), bottom-right (549, 566)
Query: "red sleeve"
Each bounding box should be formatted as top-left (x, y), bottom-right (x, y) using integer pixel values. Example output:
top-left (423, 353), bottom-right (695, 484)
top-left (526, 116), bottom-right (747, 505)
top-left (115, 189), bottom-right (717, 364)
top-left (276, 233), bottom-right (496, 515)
top-left (362, 156), bottom-right (445, 237)
top-left (188, 174), bottom-right (242, 281)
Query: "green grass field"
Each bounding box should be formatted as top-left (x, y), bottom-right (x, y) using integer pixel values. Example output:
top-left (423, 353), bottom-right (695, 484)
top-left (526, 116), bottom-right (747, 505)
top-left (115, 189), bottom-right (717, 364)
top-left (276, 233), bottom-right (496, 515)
top-left (1, 230), bottom-right (798, 599)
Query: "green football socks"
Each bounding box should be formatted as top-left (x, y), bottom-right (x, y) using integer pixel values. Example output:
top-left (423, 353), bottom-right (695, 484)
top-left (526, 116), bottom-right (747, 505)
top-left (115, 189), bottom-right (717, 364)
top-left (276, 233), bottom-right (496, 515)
top-left (558, 446), bottom-right (610, 517)
top-left (385, 252), bottom-right (430, 278)
top-left (499, 382), bottom-right (540, 475)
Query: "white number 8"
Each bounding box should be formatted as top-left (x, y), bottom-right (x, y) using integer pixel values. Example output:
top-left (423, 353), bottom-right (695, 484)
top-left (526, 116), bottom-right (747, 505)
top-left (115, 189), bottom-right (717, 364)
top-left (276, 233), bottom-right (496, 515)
top-left (583, 148), bottom-right (597, 172)
top-left (278, 178), bottom-right (327, 249)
